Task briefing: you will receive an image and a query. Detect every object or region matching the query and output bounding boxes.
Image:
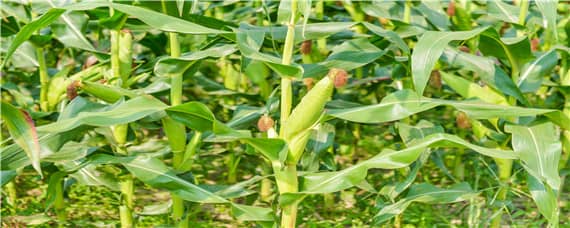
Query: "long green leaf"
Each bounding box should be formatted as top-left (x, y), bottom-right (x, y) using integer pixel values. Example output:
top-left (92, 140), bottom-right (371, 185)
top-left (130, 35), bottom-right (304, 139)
top-left (535, 0), bottom-right (558, 42)
top-left (487, 0), bottom-right (519, 24)
top-left (441, 48), bottom-right (528, 104)
top-left (479, 29), bottom-right (534, 76)
top-left (237, 28), bottom-right (303, 78)
top-left (296, 133), bottom-right (515, 194)
top-left (303, 39), bottom-right (386, 78)
top-left (363, 22), bottom-right (410, 55)
top-left (412, 27), bottom-right (488, 95)
top-left (241, 22), bottom-right (356, 43)
top-left (48, 0), bottom-right (98, 53)
top-left (37, 96), bottom-right (168, 133)
top-left (1, 102), bottom-right (42, 176)
top-left (506, 122), bottom-right (561, 226)
top-left (527, 174), bottom-right (559, 226)
top-left (441, 71), bottom-right (509, 105)
top-left (506, 122), bottom-right (561, 190)
top-left (1, 8), bottom-right (65, 69)
top-left (155, 45), bottom-right (238, 77)
top-left (380, 121), bottom-right (443, 199)
top-left (517, 50), bottom-right (559, 93)
top-left (326, 89), bottom-right (570, 129)
top-left (166, 102), bottom-right (288, 163)
top-left (374, 183), bottom-right (477, 224)
top-left (64, 2), bottom-right (228, 34)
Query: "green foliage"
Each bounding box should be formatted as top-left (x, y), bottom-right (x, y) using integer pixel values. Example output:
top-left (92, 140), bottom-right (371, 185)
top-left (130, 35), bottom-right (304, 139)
top-left (1, 1), bottom-right (569, 227)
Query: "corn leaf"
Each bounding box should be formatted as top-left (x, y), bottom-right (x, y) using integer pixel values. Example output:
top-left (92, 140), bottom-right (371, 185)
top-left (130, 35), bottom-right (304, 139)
top-left (527, 174), bottom-right (559, 226)
top-left (507, 122), bottom-right (561, 225)
top-left (440, 71), bottom-right (509, 105)
top-left (303, 38), bottom-right (387, 78)
top-left (535, 0), bottom-right (559, 42)
top-left (166, 102), bottom-right (288, 163)
top-left (374, 183), bottom-right (478, 224)
top-left (517, 50), bottom-right (559, 93)
top-left (63, 2), bottom-right (229, 35)
top-left (82, 154), bottom-right (274, 221)
top-left (240, 22), bottom-right (356, 43)
top-left (479, 29), bottom-right (534, 75)
top-left (506, 122), bottom-right (561, 190)
top-left (1, 8), bottom-right (65, 69)
top-left (411, 27), bottom-right (488, 95)
top-left (295, 133), bottom-right (515, 195)
top-left (155, 45), bottom-right (238, 78)
top-left (38, 96), bottom-right (168, 133)
top-left (1, 102), bottom-right (42, 176)
top-left (237, 29), bottom-right (303, 78)
top-left (327, 89), bottom-right (570, 129)
top-left (441, 48), bottom-right (528, 105)
top-left (487, 0), bottom-right (519, 24)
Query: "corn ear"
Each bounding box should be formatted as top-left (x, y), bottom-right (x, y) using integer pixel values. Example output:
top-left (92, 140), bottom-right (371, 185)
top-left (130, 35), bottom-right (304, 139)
top-left (47, 66), bottom-right (74, 110)
top-left (287, 130), bottom-right (312, 164)
top-left (78, 80), bottom-right (137, 103)
top-left (281, 70), bottom-right (337, 141)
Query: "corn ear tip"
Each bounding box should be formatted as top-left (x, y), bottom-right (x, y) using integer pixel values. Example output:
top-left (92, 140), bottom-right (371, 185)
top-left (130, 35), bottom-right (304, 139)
top-left (257, 115), bottom-right (275, 132)
top-left (447, 1), bottom-right (455, 17)
top-left (456, 111), bottom-right (471, 129)
top-left (67, 80), bottom-right (80, 100)
top-left (328, 68), bottom-right (348, 88)
top-left (303, 78), bottom-right (314, 90)
top-left (300, 40), bottom-right (312, 55)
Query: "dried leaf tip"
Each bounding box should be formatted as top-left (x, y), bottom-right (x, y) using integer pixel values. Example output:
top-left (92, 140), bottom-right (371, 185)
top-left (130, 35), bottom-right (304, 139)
top-left (328, 68), bottom-right (348, 88)
top-left (257, 115), bottom-right (275, 132)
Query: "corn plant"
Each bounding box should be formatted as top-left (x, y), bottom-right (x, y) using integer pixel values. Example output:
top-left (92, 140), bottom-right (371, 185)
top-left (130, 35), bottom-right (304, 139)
top-left (1, 0), bottom-right (569, 227)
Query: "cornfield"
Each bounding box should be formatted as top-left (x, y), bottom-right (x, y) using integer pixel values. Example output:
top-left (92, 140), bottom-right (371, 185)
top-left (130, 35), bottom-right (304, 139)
top-left (1, 0), bottom-right (569, 227)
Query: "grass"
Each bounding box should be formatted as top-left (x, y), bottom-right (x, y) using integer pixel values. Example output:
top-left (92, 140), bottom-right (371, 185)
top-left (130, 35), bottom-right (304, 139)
top-left (3, 157), bottom-right (569, 227)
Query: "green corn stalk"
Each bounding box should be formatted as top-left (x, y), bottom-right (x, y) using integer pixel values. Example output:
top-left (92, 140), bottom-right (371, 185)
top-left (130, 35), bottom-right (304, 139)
top-left (277, 71), bottom-right (338, 228)
top-left (36, 47), bottom-right (49, 112)
top-left (315, 0), bottom-right (328, 56)
top-left (164, 31), bottom-right (190, 227)
top-left (403, 0), bottom-right (412, 24)
top-left (490, 157), bottom-right (513, 228)
top-left (260, 160), bottom-right (273, 202)
top-left (343, 1), bottom-right (366, 34)
top-left (54, 177), bottom-right (66, 226)
top-left (560, 37), bottom-right (570, 193)
top-left (109, 7), bottom-right (134, 227)
top-left (276, 1), bottom-right (298, 226)
top-left (517, 0), bottom-right (529, 37)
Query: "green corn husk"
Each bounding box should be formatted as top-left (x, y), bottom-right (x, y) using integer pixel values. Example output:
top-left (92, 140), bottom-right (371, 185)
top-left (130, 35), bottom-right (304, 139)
top-left (287, 130), bottom-right (312, 164)
top-left (281, 72), bottom-right (335, 141)
top-left (78, 81), bottom-right (137, 103)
